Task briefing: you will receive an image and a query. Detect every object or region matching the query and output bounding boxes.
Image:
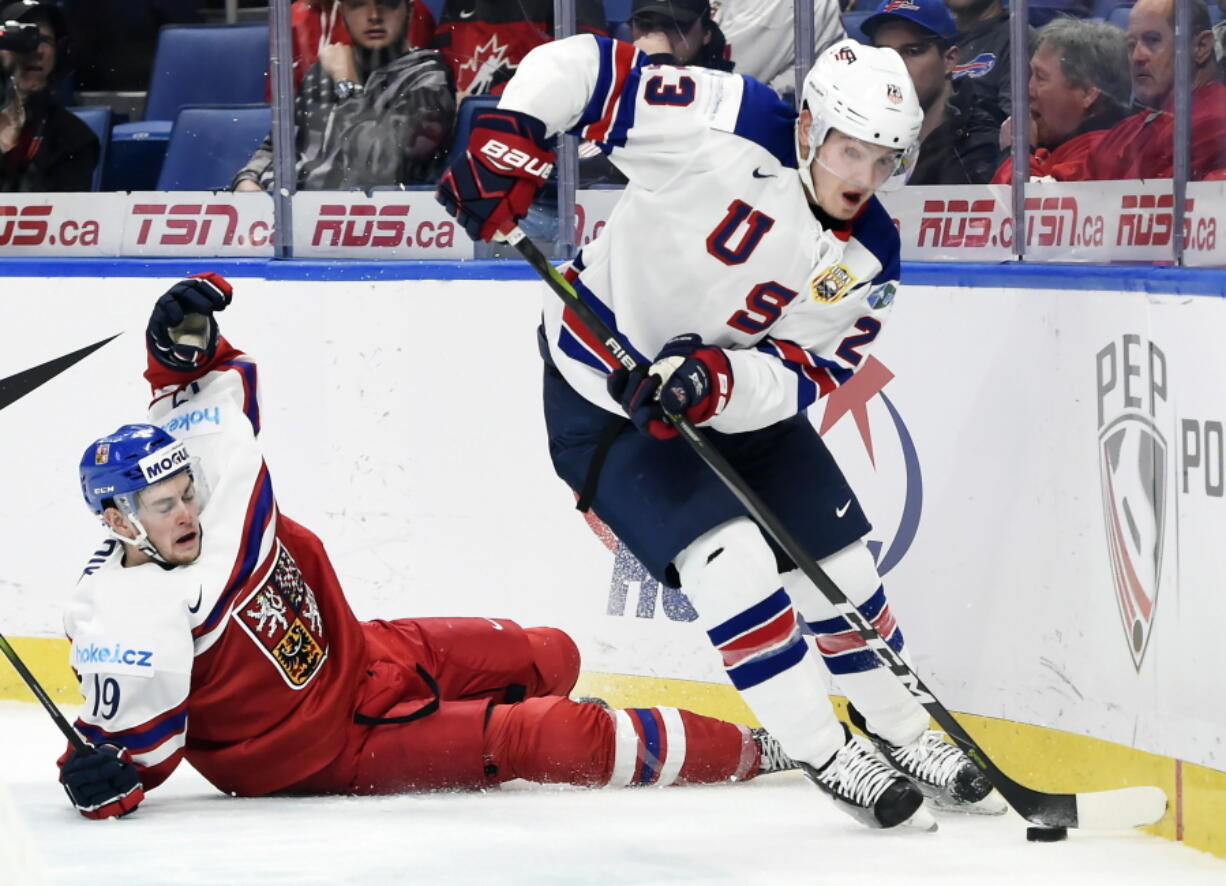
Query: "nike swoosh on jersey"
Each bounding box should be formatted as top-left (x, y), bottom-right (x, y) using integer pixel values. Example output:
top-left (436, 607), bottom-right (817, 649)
top-left (459, 8), bottom-right (476, 17)
top-left (188, 586), bottom-right (204, 614)
top-left (835, 500), bottom-right (851, 518)
top-left (752, 168), bottom-right (776, 178)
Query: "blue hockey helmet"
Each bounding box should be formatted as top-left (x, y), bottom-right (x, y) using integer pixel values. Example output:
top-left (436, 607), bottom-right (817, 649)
top-left (80, 424), bottom-right (192, 515)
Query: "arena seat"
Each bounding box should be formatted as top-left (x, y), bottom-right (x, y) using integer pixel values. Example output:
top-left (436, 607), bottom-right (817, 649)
top-left (842, 11), bottom-right (873, 43)
top-left (156, 104), bottom-right (273, 191)
top-left (451, 93), bottom-right (502, 155)
top-left (604, 0), bottom-right (633, 28)
top-left (108, 24), bottom-right (269, 190)
top-left (1106, 3), bottom-right (1134, 29)
top-left (67, 105), bottom-right (112, 192)
top-left (142, 24), bottom-right (270, 123)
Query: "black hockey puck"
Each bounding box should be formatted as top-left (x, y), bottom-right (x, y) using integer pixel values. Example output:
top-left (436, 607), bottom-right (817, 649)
top-left (1026, 826), bottom-right (1069, 842)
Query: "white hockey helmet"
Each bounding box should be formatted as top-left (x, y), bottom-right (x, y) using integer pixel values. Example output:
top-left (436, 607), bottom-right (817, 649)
top-left (796, 39), bottom-right (924, 200)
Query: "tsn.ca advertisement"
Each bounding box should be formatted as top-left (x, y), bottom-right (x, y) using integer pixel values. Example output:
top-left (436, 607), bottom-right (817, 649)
top-left (0, 181), bottom-right (1221, 263)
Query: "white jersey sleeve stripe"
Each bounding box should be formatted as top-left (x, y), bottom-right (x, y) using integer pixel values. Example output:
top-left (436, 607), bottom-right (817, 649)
top-left (607, 708), bottom-right (639, 788)
top-left (654, 707), bottom-right (688, 787)
top-left (575, 37), bottom-right (642, 145)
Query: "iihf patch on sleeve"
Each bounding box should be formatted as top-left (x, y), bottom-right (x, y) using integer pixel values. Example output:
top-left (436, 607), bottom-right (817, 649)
top-left (234, 542), bottom-right (328, 689)
top-left (810, 264), bottom-right (858, 303)
top-left (866, 281), bottom-right (897, 310)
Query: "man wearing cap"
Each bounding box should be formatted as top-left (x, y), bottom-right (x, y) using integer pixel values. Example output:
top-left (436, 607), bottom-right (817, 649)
top-left (863, 0), bottom-right (1001, 183)
top-left (944, 0), bottom-right (1032, 131)
top-left (630, 0), bottom-right (732, 69)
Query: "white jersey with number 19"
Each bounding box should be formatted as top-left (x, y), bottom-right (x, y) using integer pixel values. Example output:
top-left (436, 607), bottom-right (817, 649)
top-left (498, 34), bottom-right (901, 433)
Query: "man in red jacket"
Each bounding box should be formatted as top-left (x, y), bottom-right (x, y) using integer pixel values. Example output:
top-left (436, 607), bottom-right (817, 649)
top-left (56, 274), bottom-right (794, 820)
top-left (991, 17), bottom-right (1131, 183)
top-left (1082, 0), bottom-right (1226, 181)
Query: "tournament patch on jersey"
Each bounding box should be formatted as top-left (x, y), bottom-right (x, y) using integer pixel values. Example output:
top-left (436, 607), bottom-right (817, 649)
top-left (235, 542), bottom-right (328, 689)
top-left (867, 281), bottom-right (897, 310)
top-left (810, 264), bottom-right (859, 304)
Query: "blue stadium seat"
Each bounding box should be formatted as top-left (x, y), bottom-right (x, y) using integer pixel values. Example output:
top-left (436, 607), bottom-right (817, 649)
top-left (65, 106), bottom-right (110, 192)
top-left (107, 24), bottom-right (268, 190)
top-left (67, 105), bottom-right (111, 192)
top-left (418, 0), bottom-right (446, 21)
top-left (156, 104), bottom-right (273, 191)
top-left (143, 24), bottom-right (270, 123)
top-left (451, 93), bottom-right (501, 154)
top-left (1093, 0), bottom-right (1123, 18)
top-left (1106, 3), bottom-right (1133, 29)
top-left (604, 0), bottom-right (633, 27)
top-left (842, 10), bottom-right (874, 43)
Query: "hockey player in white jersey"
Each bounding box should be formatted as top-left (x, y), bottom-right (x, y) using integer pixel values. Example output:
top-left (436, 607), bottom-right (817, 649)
top-left (438, 36), bottom-right (1005, 829)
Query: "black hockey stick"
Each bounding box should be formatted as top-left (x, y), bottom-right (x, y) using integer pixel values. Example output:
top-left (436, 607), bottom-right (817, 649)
top-left (505, 226), bottom-right (1167, 830)
top-left (0, 632), bottom-right (89, 753)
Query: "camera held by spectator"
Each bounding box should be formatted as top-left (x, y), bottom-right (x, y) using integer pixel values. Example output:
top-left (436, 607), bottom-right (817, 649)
top-left (0, 0), bottom-right (99, 192)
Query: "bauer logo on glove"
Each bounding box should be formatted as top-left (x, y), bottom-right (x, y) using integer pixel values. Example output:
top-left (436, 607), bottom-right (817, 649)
top-left (477, 138), bottom-right (554, 181)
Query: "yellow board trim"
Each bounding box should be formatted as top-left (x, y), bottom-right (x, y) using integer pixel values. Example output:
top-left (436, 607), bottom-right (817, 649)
top-left (5, 642), bottom-right (1221, 858)
top-left (0, 637), bottom-right (82, 705)
top-left (574, 671), bottom-right (1226, 860)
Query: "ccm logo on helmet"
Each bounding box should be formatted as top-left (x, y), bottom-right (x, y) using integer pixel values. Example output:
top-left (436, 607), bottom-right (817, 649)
top-left (138, 441), bottom-right (190, 483)
top-left (479, 140), bottom-right (554, 181)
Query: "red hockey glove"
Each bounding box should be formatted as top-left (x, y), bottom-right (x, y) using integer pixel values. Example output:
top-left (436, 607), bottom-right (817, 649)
top-left (436, 108), bottom-right (555, 242)
top-left (607, 334), bottom-right (733, 440)
top-left (58, 743), bottom-right (145, 820)
top-left (146, 272), bottom-right (233, 372)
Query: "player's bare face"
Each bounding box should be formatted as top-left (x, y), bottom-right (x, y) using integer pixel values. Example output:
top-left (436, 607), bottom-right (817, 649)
top-left (343, 0), bottom-right (407, 50)
top-left (812, 131), bottom-right (901, 220)
top-left (133, 473), bottom-right (203, 565)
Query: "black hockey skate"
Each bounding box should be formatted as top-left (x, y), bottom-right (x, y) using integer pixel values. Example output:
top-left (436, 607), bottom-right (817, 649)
top-left (799, 725), bottom-right (933, 830)
top-left (751, 728), bottom-right (799, 775)
top-left (848, 704), bottom-right (1006, 815)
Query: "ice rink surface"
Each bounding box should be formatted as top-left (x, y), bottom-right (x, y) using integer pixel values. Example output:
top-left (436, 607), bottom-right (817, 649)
top-left (2, 702), bottom-right (1224, 886)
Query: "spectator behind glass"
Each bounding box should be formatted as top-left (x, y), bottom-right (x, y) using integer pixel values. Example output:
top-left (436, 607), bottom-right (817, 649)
top-left (712, 0), bottom-right (846, 98)
top-left (1084, 0), bottom-right (1226, 180)
top-left (991, 18), bottom-right (1130, 183)
top-left (429, 0), bottom-right (607, 100)
top-left (1215, 0), bottom-right (1226, 75)
top-left (945, 0), bottom-right (1033, 128)
top-left (233, 0), bottom-right (454, 191)
top-left (0, 0), bottom-right (98, 192)
top-left (630, 0), bottom-right (733, 69)
top-left (581, 0), bottom-right (733, 186)
top-left (864, 0), bottom-right (1000, 184)
top-left (273, 0), bottom-right (436, 98)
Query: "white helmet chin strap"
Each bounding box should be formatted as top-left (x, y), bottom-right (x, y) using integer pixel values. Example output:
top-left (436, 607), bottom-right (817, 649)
top-left (795, 110), bottom-right (825, 205)
top-left (105, 493), bottom-right (172, 566)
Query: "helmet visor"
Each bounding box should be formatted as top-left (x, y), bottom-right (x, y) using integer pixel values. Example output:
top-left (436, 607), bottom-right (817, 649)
top-left (815, 134), bottom-right (906, 192)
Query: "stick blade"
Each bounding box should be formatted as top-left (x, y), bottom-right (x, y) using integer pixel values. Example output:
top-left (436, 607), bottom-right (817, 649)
top-left (1075, 786), bottom-right (1169, 829)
